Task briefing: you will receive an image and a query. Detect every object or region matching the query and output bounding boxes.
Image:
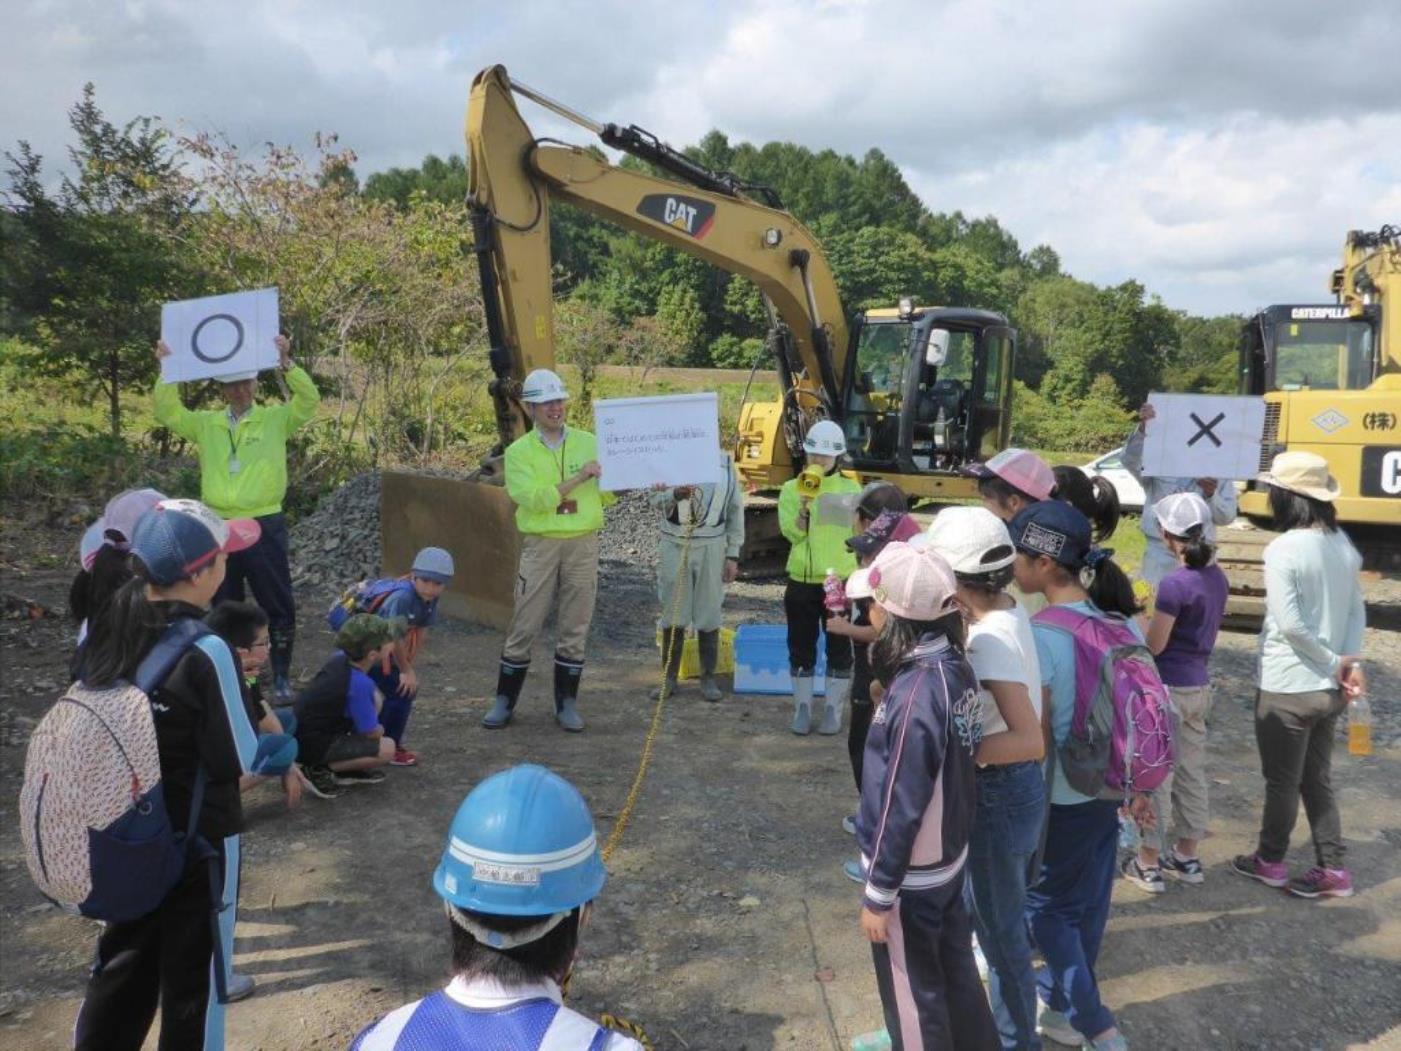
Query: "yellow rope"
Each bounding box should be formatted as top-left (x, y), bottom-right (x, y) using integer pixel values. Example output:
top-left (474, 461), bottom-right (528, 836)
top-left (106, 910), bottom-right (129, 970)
top-left (600, 497), bottom-right (699, 864)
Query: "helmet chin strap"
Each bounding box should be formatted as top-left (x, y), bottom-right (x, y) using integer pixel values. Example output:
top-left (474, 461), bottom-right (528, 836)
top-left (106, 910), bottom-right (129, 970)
top-left (446, 902), bottom-right (569, 950)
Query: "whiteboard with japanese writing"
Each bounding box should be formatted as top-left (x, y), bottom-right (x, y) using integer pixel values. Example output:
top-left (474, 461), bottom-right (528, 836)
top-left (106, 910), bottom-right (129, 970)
top-left (595, 393), bottom-right (723, 491)
top-left (160, 288), bottom-right (280, 383)
top-left (1141, 393), bottom-right (1267, 480)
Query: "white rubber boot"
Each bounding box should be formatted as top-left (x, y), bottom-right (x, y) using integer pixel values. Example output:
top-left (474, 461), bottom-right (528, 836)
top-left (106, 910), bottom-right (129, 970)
top-left (790, 675), bottom-right (814, 735)
top-left (819, 676), bottom-right (850, 736)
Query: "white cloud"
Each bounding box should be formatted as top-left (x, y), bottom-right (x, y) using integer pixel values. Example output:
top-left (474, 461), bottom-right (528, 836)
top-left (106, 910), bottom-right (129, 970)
top-left (4, 0), bottom-right (1399, 316)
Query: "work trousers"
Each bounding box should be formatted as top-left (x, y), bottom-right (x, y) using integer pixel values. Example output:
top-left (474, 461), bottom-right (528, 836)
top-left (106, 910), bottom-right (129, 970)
top-left (1148, 683), bottom-right (1213, 850)
top-left (656, 534), bottom-right (727, 631)
top-left (215, 512), bottom-right (295, 634)
top-left (1254, 688), bottom-right (1347, 869)
top-left (503, 533), bottom-right (600, 665)
top-left (966, 761), bottom-right (1046, 1051)
top-left (871, 872), bottom-right (999, 1051)
top-left (784, 580), bottom-right (853, 675)
top-left (1026, 799), bottom-right (1119, 1042)
top-left (75, 835), bottom-right (239, 1051)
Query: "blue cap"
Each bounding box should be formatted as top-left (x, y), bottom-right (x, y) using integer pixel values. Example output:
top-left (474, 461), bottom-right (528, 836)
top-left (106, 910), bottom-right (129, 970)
top-left (433, 764), bottom-right (606, 919)
top-left (130, 499), bottom-right (260, 586)
top-left (1009, 500), bottom-right (1093, 569)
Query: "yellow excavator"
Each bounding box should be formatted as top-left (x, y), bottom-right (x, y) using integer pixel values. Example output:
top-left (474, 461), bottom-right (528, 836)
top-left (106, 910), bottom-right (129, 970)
top-left (382, 65), bottom-right (1018, 625)
top-left (1237, 225), bottom-right (1401, 569)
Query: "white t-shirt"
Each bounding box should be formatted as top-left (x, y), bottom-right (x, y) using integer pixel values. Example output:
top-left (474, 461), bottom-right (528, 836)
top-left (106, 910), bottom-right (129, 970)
top-left (966, 603), bottom-right (1042, 737)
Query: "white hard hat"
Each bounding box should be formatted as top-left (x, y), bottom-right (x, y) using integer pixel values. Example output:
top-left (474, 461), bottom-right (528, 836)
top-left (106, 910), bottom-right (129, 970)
top-left (802, 419), bottom-right (847, 456)
top-left (521, 368), bottom-right (568, 404)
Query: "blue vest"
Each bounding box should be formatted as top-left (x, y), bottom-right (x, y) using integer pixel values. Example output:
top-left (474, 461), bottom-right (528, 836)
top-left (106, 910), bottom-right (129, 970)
top-left (351, 989), bottom-right (627, 1051)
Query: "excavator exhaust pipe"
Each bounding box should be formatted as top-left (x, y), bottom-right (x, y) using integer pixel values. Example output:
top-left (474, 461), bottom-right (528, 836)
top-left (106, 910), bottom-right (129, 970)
top-left (380, 472), bottom-right (521, 630)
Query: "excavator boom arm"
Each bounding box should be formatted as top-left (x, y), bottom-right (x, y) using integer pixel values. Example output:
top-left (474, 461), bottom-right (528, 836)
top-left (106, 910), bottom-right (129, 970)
top-left (467, 64), bottom-right (848, 448)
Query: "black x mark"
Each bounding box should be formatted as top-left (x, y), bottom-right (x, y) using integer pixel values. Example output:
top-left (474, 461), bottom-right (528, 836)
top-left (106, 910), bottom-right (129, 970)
top-left (1187, 411), bottom-right (1225, 447)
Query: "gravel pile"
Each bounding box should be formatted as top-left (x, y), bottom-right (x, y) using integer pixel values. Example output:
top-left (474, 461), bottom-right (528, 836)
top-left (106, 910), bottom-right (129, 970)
top-left (289, 471), bottom-right (382, 589)
top-left (289, 472), bottom-right (659, 590)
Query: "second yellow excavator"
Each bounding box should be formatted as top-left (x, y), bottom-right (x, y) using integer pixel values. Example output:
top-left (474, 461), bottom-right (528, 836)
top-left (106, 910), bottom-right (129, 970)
top-left (383, 65), bottom-right (1020, 624)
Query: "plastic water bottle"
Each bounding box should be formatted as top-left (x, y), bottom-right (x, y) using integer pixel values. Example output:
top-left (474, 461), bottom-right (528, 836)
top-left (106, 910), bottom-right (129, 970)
top-left (1348, 695), bottom-right (1372, 756)
top-left (823, 567), bottom-right (848, 615)
top-left (851, 1029), bottom-right (891, 1051)
top-left (1118, 812), bottom-right (1140, 851)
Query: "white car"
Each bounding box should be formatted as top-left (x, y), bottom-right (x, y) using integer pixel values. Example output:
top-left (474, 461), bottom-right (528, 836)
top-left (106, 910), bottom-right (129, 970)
top-left (1080, 447), bottom-right (1145, 512)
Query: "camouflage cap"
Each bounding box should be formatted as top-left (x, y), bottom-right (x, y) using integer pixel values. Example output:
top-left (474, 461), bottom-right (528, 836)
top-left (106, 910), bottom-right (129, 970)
top-left (335, 613), bottom-right (407, 656)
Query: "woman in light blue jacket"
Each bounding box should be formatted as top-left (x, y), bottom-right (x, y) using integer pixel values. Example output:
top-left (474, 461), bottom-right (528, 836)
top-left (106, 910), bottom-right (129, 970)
top-left (1232, 452), bottom-right (1367, 900)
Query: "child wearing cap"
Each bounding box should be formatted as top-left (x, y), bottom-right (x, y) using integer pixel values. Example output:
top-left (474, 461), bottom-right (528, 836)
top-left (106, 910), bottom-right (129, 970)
top-left (1231, 452), bottom-right (1365, 900)
top-left (69, 488), bottom-right (167, 653)
top-left (1009, 500), bottom-right (1149, 1051)
top-left (293, 614), bottom-right (402, 795)
top-left (365, 546), bottom-right (454, 767)
top-left (828, 485), bottom-right (920, 881)
top-left (923, 505), bottom-right (1046, 1050)
top-left (1120, 493), bottom-right (1228, 893)
top-left (777, 421), bottom-right (862, 735)
top-left (847, 542), bottom-right (999, 1048)
top-left (73, 498), bottom-right (263, 1051)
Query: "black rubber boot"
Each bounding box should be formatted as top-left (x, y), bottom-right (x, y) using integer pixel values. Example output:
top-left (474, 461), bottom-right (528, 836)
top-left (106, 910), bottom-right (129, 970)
top-left (269, 625), bottom-right (295, 701)
top-left (651, 627), bottom-right (686, 700)
top-left (483, 660), bottom-right (527, 729)
top-left (554, 658), bottom-right (584, 732)
top-left (697, 630), bottom-right (724, 702)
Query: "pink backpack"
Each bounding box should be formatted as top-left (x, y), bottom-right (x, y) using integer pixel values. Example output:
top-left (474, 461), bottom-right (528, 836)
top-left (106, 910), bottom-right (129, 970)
top-left (1034, 606), bottom-right (1174, 797)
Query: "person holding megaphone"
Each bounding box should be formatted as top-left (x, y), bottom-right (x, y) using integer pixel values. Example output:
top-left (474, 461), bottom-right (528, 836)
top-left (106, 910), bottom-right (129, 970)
top-left (778, 420), bottom-right (861, 735)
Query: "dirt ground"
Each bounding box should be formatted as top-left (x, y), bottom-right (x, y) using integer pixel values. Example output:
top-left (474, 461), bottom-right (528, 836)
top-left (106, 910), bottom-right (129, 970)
top-left (3, 513), bottom-right (1401, 1051)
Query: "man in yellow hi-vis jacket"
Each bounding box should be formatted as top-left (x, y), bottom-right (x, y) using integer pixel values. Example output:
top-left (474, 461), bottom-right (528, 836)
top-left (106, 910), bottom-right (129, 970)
top-left (154, 334), bottom-right (320, 699)
top-left (483, 368), bottom-right (616, 733)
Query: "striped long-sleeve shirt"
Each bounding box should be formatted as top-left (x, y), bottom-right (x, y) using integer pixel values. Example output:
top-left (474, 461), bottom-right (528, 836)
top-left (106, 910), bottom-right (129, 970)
top-left (855, 634), bottom-right (983, 912)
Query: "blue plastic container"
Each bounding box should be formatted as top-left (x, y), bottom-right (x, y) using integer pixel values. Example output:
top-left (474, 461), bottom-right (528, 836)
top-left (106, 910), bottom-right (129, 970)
top-left (732, 624), bottom-right (827, 696)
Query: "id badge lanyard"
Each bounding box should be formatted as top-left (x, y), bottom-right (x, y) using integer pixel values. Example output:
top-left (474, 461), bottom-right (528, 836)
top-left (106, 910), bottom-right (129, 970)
top-left (227, 416), bottom-right (244, 474)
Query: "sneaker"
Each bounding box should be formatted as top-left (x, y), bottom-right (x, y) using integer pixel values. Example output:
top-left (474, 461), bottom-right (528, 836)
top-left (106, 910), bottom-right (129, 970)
top-left (1230, 852), bottom-right (1289, 888)
top-left (391, 749), bottom-right (418, 767)
top-left (1120, 855), bottom-right (1166, 893)
top-left (334, 768), bottom-right (387, 786)
top-left (841, 814), bottom-right (857, 836)
top-left (225, 972), bottom-right (256, 1003)
top-left (301, 765), bottom-right (341, 799)
top-left (1037, 1006), bottom-right (1081, 1047)
top-left (1089, 1034), bottom-right (1129, 1051)
top-left (842, 859), bottom-right (864, 884)
top-left (1287, 866), bottom-right (1353, 899)
top-left (1161, 851), bottom-right (1205, 884)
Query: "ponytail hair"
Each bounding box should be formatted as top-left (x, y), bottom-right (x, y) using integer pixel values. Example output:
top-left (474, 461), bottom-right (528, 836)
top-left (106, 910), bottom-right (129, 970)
top-left (1052, 466), bottom-right (1121, 543)
top-left (78, 564), bottom-right (166, 688)
top-left (1080, 550), bottom-right (1142, 618)
top-left (1164, 526), bottom-right (1215, 570)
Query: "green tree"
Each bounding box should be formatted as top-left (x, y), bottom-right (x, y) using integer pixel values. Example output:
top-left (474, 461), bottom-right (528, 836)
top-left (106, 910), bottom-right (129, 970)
top-left (2, 84), bottom-right (199, 436)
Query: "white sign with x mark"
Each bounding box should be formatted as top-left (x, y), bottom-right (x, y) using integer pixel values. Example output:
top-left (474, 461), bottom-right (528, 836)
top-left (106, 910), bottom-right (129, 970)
top-left (1141, 393), bottom-right (1268, 480)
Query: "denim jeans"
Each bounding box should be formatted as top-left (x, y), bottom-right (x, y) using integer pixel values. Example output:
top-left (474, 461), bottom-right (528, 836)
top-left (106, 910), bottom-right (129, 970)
top-left (965, 761), bottom-right (1047, 1050)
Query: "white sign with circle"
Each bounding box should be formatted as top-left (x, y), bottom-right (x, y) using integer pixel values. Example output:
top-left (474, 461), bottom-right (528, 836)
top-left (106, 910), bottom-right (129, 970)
top-left (1140, 392), bottom-right (1268, 480)
top-left (159, 288), bottom-right (280, 383)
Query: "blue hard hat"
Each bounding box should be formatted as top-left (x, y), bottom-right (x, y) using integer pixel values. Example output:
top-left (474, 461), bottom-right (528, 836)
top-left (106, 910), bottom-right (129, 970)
top-left (433, 764), bottom-right (606, 917)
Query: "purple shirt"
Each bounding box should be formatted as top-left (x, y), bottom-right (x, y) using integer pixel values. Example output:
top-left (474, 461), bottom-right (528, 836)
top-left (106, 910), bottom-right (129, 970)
top-left (1154, 564), bottom-right (1229, 686)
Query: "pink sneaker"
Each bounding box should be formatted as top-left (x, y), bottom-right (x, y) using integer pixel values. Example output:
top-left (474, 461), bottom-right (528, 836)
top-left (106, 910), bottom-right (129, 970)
top-left (1287, 867), bottom-right (1353, 899)
top-left (391, 749), bottom-right (419, 767)
top-left (1230, 853), bottom-right (1289, 887)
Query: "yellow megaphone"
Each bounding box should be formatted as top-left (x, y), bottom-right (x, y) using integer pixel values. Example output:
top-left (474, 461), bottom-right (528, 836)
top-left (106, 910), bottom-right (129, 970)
top-left (797, 465), bottom-right (824, 498)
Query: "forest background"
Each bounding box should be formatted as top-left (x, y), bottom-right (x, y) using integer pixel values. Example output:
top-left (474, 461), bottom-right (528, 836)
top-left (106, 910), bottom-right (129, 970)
top-left (1, 86), bottom-right (1244, 513)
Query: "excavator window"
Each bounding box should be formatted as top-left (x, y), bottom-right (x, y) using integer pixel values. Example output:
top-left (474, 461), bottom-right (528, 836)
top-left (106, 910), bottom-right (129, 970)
top-left (845, 321), bottom-right (912, 464)
top-left (1271, 319), bottom-right (1376, 391)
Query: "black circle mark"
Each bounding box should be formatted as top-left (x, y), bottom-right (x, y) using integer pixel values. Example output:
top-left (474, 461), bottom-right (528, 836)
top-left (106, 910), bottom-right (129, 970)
top-left (191, 313), bottom-right (245, 364)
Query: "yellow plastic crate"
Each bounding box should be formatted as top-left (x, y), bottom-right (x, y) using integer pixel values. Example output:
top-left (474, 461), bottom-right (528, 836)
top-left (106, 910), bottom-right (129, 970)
top-left (654, 627), bottom-right (735, 680)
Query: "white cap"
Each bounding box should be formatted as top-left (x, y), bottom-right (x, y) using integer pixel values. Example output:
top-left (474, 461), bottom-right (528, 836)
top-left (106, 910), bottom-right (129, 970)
top-left (918, 506), bottom-right (1016, 575)
top-left (802, 419), bottom-right (847, 456)
top-left (521, 368), bottom-right (568, 404)
top-left (216, 371), bottom-right (259, 383)
top-left (1156, 491), bottom-right (1215, 542)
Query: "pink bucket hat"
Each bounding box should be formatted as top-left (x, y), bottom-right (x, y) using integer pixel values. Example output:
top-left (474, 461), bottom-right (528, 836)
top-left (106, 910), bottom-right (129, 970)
top-left (963, 448), bottom-right (1055, 501)
top-left (845, 542), bottom-right (959, 621)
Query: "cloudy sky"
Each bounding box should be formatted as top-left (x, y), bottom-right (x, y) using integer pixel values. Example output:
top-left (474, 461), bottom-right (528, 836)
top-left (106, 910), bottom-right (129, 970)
top-left (5, 0), bottom-right (1400, 316)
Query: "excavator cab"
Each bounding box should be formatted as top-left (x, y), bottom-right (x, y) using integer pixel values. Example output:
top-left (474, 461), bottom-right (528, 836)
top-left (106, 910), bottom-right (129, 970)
top-left (842, 307), bottom-right (1015, 482)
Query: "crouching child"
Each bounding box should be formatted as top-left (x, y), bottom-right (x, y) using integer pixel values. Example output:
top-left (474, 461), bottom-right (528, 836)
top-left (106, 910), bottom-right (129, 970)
top-left (294, 614), bottom-right (403, 797)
